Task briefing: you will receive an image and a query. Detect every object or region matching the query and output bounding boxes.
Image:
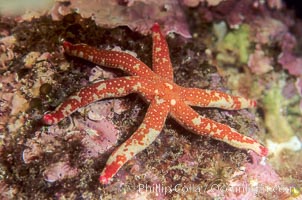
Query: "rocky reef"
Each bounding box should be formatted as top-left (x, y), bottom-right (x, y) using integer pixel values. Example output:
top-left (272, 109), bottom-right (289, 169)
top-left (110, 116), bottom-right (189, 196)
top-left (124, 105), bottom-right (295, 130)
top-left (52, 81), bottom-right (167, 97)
top-left (0, 0), bottom-right (302, 199)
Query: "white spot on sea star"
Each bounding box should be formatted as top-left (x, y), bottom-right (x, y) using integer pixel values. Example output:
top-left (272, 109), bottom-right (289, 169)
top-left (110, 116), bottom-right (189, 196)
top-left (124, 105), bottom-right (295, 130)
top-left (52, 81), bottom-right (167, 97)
top-left (170, 99), bottom-right (176, 106)
top-left (69, 95), bottom-right (82, 102)
top-left (205, 123), bottom-right (211, 131)
top-left (216, 129), bottom-right (223, 135)
top-left (155, 96), bottom-right (165, 104)
top-left (164, 83), bottom-right (173, 90)
top-left (71, 50), bottom-right (77, 55)
top-left (192, 116), bottom-right (202, 126)
top-left (153, 33), bottom-right (160, 40)
top-left (133, 83), bottom-right (142, 90)
top-left (93, 94), bottom-right (99, 100)
top-left (117, 87), bottom-right (125, 94)
top-left (97, 83), bottom-right (107, 91)
top-left (62, 104), bottom-right (72, 116)
top-left (162, 58), bottom-right (168, 63)
top-left (78, 51), bottom-right (84, 58)
top-left (88, 55), bottom-right (94, 61)
top-left (133, 63), bottom-right (140, 70)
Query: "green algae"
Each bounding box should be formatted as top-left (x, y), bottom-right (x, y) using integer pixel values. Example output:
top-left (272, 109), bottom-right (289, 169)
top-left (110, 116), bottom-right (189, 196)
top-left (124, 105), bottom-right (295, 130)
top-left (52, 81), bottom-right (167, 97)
top-left (262, 81), bottom-right (295, 143)
top-left (216, 24), bottom-right (251, 65)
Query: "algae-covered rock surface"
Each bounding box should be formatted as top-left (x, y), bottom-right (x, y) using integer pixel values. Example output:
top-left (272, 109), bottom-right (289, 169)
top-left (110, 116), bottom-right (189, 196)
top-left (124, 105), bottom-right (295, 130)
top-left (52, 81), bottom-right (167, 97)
top-left (1, 0), bottom-right (302, 199)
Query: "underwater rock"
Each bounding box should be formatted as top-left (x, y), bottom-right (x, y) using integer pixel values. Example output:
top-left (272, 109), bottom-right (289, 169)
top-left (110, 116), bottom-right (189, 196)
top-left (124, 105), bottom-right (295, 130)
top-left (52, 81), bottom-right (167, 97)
top-left (43, 161), bottom-right (78, 182)
top-left (50, 0), bottom-right (191, 38)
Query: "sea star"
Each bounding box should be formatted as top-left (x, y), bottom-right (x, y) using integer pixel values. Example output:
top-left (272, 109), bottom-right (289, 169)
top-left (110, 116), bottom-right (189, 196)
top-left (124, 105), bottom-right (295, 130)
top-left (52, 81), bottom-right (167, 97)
top-left (43, 23), bottom-right (268, 184)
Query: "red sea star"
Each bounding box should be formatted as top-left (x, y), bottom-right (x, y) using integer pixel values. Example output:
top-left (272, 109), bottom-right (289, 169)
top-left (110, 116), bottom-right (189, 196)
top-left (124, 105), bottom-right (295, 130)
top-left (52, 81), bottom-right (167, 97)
top-left (43, 23), bottom-right (268, 184)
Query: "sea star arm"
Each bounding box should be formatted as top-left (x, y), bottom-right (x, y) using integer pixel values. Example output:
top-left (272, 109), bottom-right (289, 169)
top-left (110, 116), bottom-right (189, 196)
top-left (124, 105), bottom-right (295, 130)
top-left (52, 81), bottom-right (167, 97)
top-left (62, 41), bottom-right (155, 77)
top-left (99, 100), bottom-right (170, 184)
top-left (43, 76), bottom-right (152, 125)
top-left (171, 102), bottom-right (268, 156)
top-left (181, 88), bottom-right (256, 110)
top-left (151, 23), bottom-right (174, 80)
